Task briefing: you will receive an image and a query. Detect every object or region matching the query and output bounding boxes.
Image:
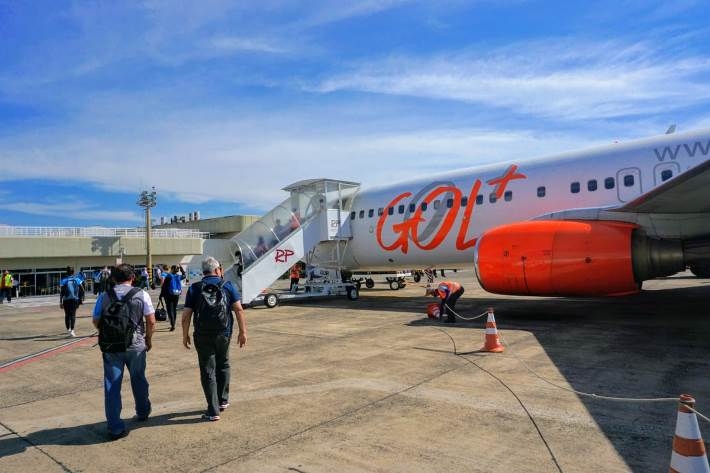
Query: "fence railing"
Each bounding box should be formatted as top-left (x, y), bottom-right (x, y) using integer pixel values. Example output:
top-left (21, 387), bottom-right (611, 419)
top-left (0, 226), bottom-right (209, 239)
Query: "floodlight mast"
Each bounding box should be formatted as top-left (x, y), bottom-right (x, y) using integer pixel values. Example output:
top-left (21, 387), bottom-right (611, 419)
top-left (137, 187), bottom-right (157, 286)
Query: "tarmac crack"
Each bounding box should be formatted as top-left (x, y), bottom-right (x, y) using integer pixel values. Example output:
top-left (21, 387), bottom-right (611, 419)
top-left (199, 364), bottom-right (467, 472)
top-left (0, 420), bottom-right (74, 473)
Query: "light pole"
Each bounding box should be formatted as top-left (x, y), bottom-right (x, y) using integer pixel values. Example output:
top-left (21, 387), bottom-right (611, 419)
top-left (137, 187), bottom-right (157, 286)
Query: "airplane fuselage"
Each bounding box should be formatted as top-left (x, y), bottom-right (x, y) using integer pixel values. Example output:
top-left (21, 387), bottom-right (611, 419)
top-left (340, 128), bottom-right (710, 271)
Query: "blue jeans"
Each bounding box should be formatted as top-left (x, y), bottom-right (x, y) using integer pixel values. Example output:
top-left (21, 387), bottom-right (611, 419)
top-left (102, 350), bottom-right (151, 434)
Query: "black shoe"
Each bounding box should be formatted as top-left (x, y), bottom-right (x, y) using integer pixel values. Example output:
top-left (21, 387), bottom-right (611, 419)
top-left (134, 408), bottom-right (151, 421)
top-left (108, 429), bottom-right (129, 440)
top-left (169, 326), bottom-right (175, 331)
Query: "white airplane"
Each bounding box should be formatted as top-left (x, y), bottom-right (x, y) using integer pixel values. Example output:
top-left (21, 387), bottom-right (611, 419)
top-left (228, 126), bottom-right (710, 303)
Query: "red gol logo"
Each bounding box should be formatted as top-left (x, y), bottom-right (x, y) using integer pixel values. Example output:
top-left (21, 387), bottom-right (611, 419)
top-left (275, 249), bottom-right (295, 263)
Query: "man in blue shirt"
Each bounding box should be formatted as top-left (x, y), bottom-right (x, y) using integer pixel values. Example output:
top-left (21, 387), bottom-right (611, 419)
top-left (60, 267), bottom-right (85, 337)
top-left (182, 256), bottom-right (247, 421)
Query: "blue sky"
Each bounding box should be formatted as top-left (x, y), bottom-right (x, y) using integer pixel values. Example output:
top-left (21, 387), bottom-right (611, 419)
top-left (1, 0), bottom-right (709, 227)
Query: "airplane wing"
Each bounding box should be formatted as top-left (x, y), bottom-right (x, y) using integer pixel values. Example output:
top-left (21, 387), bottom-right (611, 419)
top-left (532, 160), bottom-right (710, 239)
top-left (614, 159), bottom-right (710, 214)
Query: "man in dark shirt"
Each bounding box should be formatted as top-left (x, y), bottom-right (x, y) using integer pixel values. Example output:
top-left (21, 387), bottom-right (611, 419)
top-left (181, 256), bottom-right (247, 421)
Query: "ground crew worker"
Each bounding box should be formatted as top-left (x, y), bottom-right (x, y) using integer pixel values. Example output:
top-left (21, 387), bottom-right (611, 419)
top-left (427, 281), bottom-right (464, 323)
top-left (1, 270), bottom-right (13, 303)
top-left (289, 264), bottom-right (301, 293)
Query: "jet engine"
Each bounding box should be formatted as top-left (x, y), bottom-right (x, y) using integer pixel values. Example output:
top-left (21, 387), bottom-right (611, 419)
top-left (474, 220), bottom-right (684, 296)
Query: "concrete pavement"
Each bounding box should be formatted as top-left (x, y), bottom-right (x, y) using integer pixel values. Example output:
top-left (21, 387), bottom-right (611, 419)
top-left (1, 270), bottom-right (709, 472)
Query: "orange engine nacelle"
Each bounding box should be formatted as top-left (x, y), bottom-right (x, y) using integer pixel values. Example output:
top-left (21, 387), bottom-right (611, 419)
top-left (474, 220), bottom-right (642, 296)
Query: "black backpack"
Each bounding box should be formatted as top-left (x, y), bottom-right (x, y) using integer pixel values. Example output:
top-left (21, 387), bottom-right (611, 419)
top-left (98, 287), bottom-right (142, 353)
top-left (194, 281), bottom-right (230, 334)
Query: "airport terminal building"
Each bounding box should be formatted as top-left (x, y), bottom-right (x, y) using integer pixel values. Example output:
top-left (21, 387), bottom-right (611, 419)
top-left (0, 214), bottom-right (258, 297)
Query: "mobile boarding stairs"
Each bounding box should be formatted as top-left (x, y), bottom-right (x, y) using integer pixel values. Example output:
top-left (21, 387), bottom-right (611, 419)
top-left (221, 179), bottom-right (361, 307)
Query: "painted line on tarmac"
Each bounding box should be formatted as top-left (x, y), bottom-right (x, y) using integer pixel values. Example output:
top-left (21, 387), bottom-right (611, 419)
top-left (0, 335), bottom-right (96, 374)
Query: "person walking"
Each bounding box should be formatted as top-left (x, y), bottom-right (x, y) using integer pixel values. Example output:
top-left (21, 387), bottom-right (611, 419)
top-left (60, 267), bottom-right (85, 337)
top-left (161, 265), bottom-right (185, 331)
top-left (181, 256), bottom-right (247, 421)
top-left (92, 264), bottom-right (155, 440)
top-left (427, 281), bottom-right (464, 324)
top-left (140, 267), bottom-right (150, 290)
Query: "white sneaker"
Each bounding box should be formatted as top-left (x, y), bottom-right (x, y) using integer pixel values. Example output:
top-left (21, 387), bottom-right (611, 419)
top-left (70, 330), bottom-right (76, 337)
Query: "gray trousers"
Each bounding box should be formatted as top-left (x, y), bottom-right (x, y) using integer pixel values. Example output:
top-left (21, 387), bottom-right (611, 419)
top-left (193, 333), bottom-right (231, 416)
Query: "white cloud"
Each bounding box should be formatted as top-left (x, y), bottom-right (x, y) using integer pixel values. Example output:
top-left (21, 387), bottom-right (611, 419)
top-left (210, 36), bottom-right (288, 54)
top-left (0, 201), bottom-right (140, 223)
top-left (0, 106), bottom-right (609, 214)
top-left (313, 40), bottom-right (710, 120)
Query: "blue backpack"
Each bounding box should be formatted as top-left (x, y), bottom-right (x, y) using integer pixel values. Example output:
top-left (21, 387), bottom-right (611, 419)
top-left (169, 274), bottom-right (182, 295)
top-left (64, 277), bottom-right (80, 300)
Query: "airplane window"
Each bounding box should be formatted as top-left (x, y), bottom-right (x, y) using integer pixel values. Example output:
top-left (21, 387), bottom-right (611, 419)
top-left (433, 200), bottom-right (441, 209)
top-left (368, 209), bottom-right (374, 218)
top-left (661, 169), bottom-right (673, 181)
top-left (378, 208), bottom-right (384, 216)
top-left (398, 205), bottom-right (405, 214)
top-left (476, 195), bottom-right (483, 205)
top-left (359, 210), bottom-right (365, 219)
top-left (421, 202), bottom-right (428, 211)
top-left (461, 196), bottom-right (468, 207)
top-left (388, 207), bottom-right (394, 215)
top-left (446, 198), bottom-right (454, 208)
top-left (350, 211), bottom-right (356, 220)
top-left (588, 180), bottom-right (597, 191)
top-left (504, 191), bottom-right (512, 201)
top-left (624, 175), bottom-right (634, 187)
top-left (605, 177), bottom-right (615, 189)
top-left (537, 186), bottom-right (546, 197)
top-left (489, 193), bottom-right (497, 203)
top-left (409, 203), bottom-right (416, 213)
top-left (571, 182), bottom-right (580, 193)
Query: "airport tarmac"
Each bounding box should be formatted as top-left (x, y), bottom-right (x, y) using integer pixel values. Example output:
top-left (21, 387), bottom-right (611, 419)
top-left (1, 270), bottom-right (709, 473)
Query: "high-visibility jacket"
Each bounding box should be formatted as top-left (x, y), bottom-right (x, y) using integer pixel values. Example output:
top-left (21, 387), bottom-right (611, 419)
top-left (436, 281), bottom-right (462, 299)
top-left (290, 266), bottom-right (300, 279)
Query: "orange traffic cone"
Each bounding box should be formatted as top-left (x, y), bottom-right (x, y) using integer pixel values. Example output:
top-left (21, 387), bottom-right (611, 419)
top-left (670, 394), bottom-right (710, 473)
top-left (426, 302), bottom-right (440, 319)
top-left (480, 308), bottom-right (504, 353)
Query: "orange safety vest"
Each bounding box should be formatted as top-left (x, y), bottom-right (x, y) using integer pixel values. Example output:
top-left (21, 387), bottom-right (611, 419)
top-left (436, 281), bottom-right (461, 299)
top-left (290, 266), bottom-right (300, 279)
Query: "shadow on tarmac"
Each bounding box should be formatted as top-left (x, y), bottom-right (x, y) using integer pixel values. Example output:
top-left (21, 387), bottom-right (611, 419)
top-left (264, 284), bottom-right (710, 472)
top-left (0, 410), bottom-right (207, 456)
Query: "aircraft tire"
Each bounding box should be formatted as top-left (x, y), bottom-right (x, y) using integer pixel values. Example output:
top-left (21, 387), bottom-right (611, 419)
top-left (347, 286), bottom-right (359, 301)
